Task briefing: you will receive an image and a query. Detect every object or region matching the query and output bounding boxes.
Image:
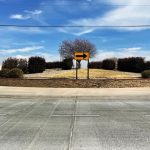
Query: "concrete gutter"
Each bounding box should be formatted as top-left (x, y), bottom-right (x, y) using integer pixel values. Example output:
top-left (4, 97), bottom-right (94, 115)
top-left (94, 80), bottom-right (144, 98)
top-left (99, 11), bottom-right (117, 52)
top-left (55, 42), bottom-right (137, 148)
top-left (0, 86), bottom-right (150, 97)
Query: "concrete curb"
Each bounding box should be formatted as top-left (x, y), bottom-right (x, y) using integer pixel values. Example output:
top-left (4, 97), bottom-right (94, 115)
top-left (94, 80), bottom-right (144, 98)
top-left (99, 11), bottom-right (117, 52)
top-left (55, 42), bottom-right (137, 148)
top-left (0, 86), bottom-right (150, 97)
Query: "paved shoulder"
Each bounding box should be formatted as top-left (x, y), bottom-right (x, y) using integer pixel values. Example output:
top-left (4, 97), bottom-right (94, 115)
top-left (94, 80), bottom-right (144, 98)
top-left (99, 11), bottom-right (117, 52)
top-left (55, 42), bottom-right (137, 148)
top-left (0, 86), bottom-right (150, 97)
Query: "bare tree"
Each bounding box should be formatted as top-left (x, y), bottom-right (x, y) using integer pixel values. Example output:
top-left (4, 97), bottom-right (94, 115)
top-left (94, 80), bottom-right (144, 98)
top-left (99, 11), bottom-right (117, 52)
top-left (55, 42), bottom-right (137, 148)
top-left (59, 40), bottom-right (74, 60)
top-left (59, 39), bottom-right (97, 68)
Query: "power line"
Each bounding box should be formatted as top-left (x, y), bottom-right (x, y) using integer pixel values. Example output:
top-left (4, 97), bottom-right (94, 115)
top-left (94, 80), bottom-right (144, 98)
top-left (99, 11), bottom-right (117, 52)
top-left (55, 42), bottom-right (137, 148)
top-left (2, 1), bottom-right (150, 6)
top-left (1, 0), bottom-right (150, 6)
top-left (0, 24), bottom-right (150, 28)
top-left (7, 4), bottom-right (150, 6)
top-left (42, 4), bottom-right (150, 6)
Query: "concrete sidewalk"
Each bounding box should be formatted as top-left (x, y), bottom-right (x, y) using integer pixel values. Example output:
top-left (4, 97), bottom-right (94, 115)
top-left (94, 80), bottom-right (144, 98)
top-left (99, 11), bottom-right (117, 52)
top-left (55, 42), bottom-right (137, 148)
top-left (0, 86), bottom-right (150, 97)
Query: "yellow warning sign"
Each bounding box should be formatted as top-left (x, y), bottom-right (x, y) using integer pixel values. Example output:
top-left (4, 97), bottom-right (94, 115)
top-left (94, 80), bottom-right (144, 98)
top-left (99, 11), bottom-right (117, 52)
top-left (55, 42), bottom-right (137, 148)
top-left (74, 52), bottom-right (90, 60)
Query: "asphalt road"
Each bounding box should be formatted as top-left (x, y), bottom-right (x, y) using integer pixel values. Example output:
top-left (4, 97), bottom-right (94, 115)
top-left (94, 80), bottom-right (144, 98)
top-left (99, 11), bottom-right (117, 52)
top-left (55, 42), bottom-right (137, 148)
top-left (0, 95), bottom-right (150, 150)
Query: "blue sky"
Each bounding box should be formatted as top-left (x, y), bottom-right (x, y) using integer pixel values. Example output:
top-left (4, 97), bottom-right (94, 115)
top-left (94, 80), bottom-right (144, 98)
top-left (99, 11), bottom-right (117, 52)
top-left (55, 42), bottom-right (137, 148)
top-left (0, 0), bottom-right (150, 67)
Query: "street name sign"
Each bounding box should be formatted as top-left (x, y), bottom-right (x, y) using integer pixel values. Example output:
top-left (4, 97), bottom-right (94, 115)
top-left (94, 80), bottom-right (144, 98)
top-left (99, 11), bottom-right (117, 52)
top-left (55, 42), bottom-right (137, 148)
top-left (74, 52), bottom-right (90, 60)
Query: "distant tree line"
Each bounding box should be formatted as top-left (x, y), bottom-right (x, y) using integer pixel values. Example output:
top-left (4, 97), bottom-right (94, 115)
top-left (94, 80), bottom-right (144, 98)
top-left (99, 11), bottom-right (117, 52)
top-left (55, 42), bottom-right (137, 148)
top-left (1, 56), bottom-right (150, 74)
top-left (1, 56), bottom-right (150, 78)
top-left (46, 58), bottom-right (73, 70)
top-left (89, 57), bottom-right (150, 73)
top-left (1, 57), bottom-right (73, 75)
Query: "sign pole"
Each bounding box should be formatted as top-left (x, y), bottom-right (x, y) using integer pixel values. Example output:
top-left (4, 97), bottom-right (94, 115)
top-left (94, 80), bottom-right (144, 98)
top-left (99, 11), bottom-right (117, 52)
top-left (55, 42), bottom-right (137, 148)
top-left (87, 59), bottom-right (89, 79)
top-left (76, 60), bottom-right (78, 80)
top-left (74, 52), bottom-right (90, 80)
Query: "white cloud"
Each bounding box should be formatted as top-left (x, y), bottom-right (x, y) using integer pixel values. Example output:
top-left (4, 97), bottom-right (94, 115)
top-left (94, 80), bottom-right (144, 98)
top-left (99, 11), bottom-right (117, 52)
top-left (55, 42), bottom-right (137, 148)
top-left (24, 10), bottom-right (42, 15)
top-left (121, 47), bottom-right (142, 53)
top-left (61, 0), bottom-right (150, 35)
top-left (9, 9), bottom-right (47, 34)
top-left (0, 46), bottom-right (45, 67)
top-left (35, 52), bottom-right (60, 62)
top-left (0, 46), bottom-right (43, 55)
top-left (10, 9), bottom-right (42, 20)
top-left (0, 27), bottom-right (46, 34)
top-left (58, 27), bottom-right (94, 36)
top-left (15, 55), bottom-right (30, 59)
top-left (10, 14), bottom-right (30, 20)
top-left (14, 52), bottom-right (60, 62)
top-left (7, 7), bottom-right (50, 34)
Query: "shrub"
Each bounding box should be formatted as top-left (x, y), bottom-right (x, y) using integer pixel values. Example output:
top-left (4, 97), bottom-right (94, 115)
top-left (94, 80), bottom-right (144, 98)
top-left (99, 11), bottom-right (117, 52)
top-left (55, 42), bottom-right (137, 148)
top-left (89, 61), bottom-right (102, 69)
top-left (118, 57), bottom-right (145, 73)
top-left (46, 61), bottom-right (63, 69)
top-left (102, 59), bottom-right (116, 70)
top-left (142, 70), bottom-right (150, 78)
top-left (2, 57), bottom-right (18, 70)
top-left (0, 69), bottom-right (10, 78)
top-left (62, 58), bottom-right (73, 70)
top-left (18, 59), bottom-right (28, 73)
top-left (28, 57), bottom-right (46, 73)
top-left (2, 58), bottom-right (28, 73)
top-left (8, 68), bottom-right (23, 78)
top-left (144, 61), bottom-right (150, 70)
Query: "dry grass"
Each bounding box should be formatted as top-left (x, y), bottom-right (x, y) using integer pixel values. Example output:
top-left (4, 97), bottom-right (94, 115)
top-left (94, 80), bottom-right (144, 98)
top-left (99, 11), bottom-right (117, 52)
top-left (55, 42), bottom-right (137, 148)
top-left (45, 69), bottom-right (132, 79)
top-left (25, 69), bottom-right (133, 79)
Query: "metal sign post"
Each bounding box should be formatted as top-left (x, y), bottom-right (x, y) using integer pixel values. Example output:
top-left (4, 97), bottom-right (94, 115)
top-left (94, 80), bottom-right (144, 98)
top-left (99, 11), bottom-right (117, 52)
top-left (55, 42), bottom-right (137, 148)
top-left (74, 52), bottom-right (90, 80)
top-left (76, 60), bottom-right (78, 80)
top-left (87, 59), bottom-right (89, 79)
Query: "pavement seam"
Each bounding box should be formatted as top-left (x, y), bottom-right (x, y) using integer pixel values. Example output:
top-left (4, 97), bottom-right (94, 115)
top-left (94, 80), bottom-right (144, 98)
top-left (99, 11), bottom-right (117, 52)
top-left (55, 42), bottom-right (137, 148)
top-left (67, 98), bottom-right (77, 150)
top-left (51, 114), bottom-right (101, 117)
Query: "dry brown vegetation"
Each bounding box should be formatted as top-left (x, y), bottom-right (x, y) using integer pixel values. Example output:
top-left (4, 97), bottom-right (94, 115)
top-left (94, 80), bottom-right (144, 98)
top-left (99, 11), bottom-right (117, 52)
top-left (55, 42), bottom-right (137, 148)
top-left (24, 69), bottom-right (140, 79)
top-left (0, 69), bottom-right (144, 88)
top-left (0, 78), bottom-right (149, 88)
